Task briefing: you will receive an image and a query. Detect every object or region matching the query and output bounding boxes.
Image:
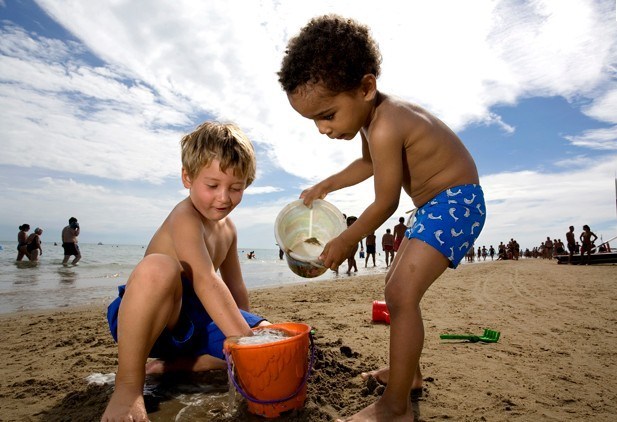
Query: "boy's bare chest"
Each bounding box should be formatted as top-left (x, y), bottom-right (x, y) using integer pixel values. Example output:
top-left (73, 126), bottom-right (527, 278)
top-left (202, 232), bottom-right (231, 268)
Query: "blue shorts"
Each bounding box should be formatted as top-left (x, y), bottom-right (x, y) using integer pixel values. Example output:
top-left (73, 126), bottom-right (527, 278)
top-left (107, 276), bottom-right (266, 360)
top-left (405, 184), bottom-right (486, 268)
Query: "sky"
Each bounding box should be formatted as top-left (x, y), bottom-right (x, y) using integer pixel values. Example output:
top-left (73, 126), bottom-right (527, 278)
top-left (0, 0), bottom-right (616, 251)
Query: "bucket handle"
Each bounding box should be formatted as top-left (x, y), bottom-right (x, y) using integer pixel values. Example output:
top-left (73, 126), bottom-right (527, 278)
top-left (224, 330), bottom-right (316, 405)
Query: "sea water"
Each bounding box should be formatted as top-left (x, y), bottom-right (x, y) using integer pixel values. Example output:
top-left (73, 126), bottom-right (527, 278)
top-left (0, 241), bottom-right (356, 314)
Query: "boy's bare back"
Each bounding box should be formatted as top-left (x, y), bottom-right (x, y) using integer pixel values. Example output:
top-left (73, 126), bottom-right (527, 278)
top-left (368, 94), bottom-right (479, 208)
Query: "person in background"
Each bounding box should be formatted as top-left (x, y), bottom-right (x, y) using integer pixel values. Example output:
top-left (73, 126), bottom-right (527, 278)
top-left (16, 224), bottom-right (31, 261)
top-left (62, 217), bottom-right (81, 266)
top-left (392, 216), bottom-right (407, 254)
top-left (579, 224), bottom-right (598, 265)
top-left (346, 216), bottom-right (360, 274)
top-left (565, 225), bottom-right (576, 264)
top-left (544, 236), bottom-right (554, 259)
top-left (364, 231), bottom-right (377, 267)
top-left (381, 229), bottom-right (395, 267)
top-left (25, 228), bottom-right (43, 261)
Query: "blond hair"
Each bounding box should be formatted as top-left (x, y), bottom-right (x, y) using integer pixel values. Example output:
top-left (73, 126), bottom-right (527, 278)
top-left (181, 122), bottom-right (256, 186)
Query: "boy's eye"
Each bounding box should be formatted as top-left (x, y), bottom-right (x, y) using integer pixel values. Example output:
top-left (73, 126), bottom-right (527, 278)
top-left (207, 184), bottom-right (218, 189)
top-left (323, 114), bottom-right (334, 121)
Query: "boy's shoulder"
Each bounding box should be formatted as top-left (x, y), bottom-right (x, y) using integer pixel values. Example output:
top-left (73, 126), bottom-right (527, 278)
top-left (165, 198), bottom-right (237, 242)
top-left (167, 198), bottom-right (202, 225)
top-left (369, 94), bottom-right (434, 139)
top-left (149, 199), bottom-right (204, 250)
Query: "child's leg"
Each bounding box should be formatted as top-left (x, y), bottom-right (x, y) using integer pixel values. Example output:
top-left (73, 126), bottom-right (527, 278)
top-left (102, 253), bottom-right (183, 422)
top-left (341, 238), bottom-right (448, 421)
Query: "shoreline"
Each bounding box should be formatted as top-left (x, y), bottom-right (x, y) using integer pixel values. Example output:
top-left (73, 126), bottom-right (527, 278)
top-left (1, 259), bottom-right (616, 421)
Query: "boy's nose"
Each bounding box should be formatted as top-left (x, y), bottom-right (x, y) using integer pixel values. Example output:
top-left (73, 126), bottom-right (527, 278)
top-left (217, 189), bottom-right (231, 202)
top-left (315, 121), bottom-right (332, 136)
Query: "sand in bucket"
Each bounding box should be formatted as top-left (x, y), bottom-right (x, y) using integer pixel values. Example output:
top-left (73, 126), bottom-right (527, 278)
top-left (223, 323), bottom-right (313, 418)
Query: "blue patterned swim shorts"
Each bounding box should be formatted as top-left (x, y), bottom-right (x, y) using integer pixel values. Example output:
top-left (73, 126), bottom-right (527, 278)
top-left (405, 184), bottom-right (486, 268)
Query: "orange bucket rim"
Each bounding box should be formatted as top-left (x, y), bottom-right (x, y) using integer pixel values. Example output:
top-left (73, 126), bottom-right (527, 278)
top-left (224, 322), bottom-right (312, 351)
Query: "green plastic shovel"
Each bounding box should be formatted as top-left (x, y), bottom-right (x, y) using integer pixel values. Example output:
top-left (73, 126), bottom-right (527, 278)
top-left (440, 328), bottom-right (500, 343)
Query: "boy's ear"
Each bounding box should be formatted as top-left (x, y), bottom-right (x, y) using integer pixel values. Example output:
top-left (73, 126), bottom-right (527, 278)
top-left (360, 74), bottom-right (377, 101)
top-left (181, 168), bottom-right (192, 189)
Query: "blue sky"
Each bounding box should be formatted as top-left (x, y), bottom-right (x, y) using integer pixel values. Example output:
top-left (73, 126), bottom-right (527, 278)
top-left (1, 0), bottom-right (616, 251)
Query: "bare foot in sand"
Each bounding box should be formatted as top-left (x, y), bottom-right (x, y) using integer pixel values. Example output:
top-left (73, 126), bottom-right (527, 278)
top-left (145, 355), bottom-right (226, 375)
top-left (336, 398), bottom-right (413, 422)
top-left (101, 382), bottom-right (148, 422)
top-left (361, 366), bottom-right (423, 391)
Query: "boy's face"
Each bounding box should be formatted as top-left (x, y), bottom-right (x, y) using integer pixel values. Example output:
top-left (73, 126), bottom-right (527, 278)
top-left (287, 79), bottom-right (375, 140)
top-left (182, 159), bottom-right (246, 221)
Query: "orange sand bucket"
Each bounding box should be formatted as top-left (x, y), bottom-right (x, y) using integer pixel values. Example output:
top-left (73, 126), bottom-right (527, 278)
top-left (223, 322), bottom-right (314, 418)
top-left (372, 300), bottom-right (390, 324)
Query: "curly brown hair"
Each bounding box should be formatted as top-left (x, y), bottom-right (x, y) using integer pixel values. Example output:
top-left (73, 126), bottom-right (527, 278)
top-left (278, 14), bottom-right (382, 94)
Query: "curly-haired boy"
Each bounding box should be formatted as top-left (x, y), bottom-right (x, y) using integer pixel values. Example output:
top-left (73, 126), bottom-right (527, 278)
top-left (279, 14), bottom-right (486, 421)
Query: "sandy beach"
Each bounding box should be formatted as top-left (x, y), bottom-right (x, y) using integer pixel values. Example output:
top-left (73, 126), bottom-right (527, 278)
top-left (1, 259), bottom-right (616, 421)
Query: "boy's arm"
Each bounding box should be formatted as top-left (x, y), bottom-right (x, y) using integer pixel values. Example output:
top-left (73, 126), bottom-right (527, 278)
top-left (320, 123), bottom-right (404, 269)
top-left (170, 208), bottom-right (252, 338)
top-left (301, 137), bottom-right (373, 205)
top-left (219, 224), bottom-right (250, 311)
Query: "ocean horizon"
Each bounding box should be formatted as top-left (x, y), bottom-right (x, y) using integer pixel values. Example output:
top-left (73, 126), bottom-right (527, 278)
top-left (0, 241), bottom-right (391, 314)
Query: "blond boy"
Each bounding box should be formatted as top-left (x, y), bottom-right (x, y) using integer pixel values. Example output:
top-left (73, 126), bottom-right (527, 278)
top-left (102, 122), bottom-right (268, 421)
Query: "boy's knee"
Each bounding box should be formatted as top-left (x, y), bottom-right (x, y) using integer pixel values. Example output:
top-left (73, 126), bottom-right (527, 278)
top-left (384, 279), bottom-right (420, 312)
top-left (130, 254), bottom-right (181, 290)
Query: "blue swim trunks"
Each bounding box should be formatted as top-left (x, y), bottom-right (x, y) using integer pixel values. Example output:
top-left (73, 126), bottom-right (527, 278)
top-left (405, 184), bottom-right (486, 269)
top-left (107, 276), bottom-right (266, 360)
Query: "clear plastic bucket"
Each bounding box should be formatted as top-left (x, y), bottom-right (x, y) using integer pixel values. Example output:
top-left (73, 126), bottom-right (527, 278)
top-left (274, 199), bottom-right (346, 278)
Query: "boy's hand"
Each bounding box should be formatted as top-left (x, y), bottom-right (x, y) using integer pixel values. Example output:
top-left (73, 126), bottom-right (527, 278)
top-left (300, 185), bottom-right (327, 207)
top-left (319, 235), bottom-right (355, 270)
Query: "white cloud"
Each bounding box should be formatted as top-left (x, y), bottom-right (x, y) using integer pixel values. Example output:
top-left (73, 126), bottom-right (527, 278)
top-left (1, 0), bottom-right (616, 248)
top-left (564, 126), bottom-right (617, 150)
top-left (476, 153), bottom-right (617, 249)
top-left (245, 186), bottom-right (283, 195)
top-left (0, 176), bottom-right (175, 241)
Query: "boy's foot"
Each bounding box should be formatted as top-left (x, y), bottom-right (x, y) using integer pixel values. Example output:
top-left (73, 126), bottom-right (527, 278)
top-left (145, 355), bottom-right (226, 374)
top-left (336, 399), bottom-right (413, 422)
top-left (361, 368), bottom-right (389, 385)
top-left (145, 359), bottom-right (167, 374)
top-left (361, 367), bottom-right (423, 395)
top-left (101, 383), bottom-right (148, 422)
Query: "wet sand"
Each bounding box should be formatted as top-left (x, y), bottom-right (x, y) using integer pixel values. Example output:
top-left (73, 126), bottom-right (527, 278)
top-left (1, 259), bottom-right (616, 421)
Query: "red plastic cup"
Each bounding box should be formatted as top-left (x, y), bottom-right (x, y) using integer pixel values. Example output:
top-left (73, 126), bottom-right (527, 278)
top-left (372, 300), bottom-right (390, 324)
